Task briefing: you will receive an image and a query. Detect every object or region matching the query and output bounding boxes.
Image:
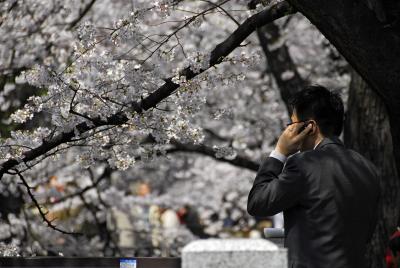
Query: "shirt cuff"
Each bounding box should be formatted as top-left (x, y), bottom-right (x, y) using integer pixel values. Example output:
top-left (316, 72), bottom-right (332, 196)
top-left (269, 149), bottom-right (288, 163)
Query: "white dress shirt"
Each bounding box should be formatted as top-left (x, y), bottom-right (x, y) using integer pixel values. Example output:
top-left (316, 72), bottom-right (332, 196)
top-left (269, 139), bottom-right (323, 163)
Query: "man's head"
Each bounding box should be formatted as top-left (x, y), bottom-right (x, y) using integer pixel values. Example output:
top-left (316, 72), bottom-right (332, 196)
top-left (288, 85), bottom-right (344, 151)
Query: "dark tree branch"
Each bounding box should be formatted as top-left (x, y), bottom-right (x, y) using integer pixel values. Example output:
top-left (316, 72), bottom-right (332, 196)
top-left (14, 170), bottom-right (82, 236)
top-left (0, 1), bottom-right (294, 178)
top-left (203, 128), bottom-right (231, 142)
top-left (248, 0), bottom-right (269, 10)
top-left (46, 166), bottom-right (112, 205)
top-left (201, 0), bottom-right (241, 26)
top-left (169, 139), bottom-right (260, 171)
top-left (87, 167), bottom-right (109, 208)
top-left (203, 128), bottom-right (262, 149)
top-left (141, 133), bottom-right (260, 171)
top-left (68, 0), bottom-right (97, 30)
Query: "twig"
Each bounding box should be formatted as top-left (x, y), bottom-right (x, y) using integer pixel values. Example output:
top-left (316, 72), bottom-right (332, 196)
top-left (68, 0), bottom-right (97, 30)
top-left (14, 170), bottom-right (83, 236)
top-left (201, 0), bottom-right (240, 26)
top-left (46, 166), bottom-right (112, 205)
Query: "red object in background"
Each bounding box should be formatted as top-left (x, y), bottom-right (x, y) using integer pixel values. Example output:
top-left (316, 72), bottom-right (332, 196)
top-left (177, 207), bottom-right (187, 224)
top-left (386, 229), bottom-right (400, 268)
top-left (386, 248), bottom-right (395, 268)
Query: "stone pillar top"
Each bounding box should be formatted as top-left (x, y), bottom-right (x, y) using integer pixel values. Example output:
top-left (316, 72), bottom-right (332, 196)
top-left (182, 239), bottom-right (287, 268)
top-left (182, 238), bottom-right (279, 252)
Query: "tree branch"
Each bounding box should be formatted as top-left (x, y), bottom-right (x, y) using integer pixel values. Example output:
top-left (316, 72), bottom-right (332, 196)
top-left (201, 0), bottom-right (241, 26)
top-left (68, 0), bottom-right (97, 30)
top-left (169, 139), bottom-right (260, 171)
top-left (142, 133), bottom-right (259, 171)
top-left (45, 166), bottom-right (112, 205)
top-left (14, 170), bottom-right (82, 236)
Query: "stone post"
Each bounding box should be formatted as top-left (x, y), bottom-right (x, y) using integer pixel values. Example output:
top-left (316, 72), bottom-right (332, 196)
top-left (182, 239), bottom-right (287, 268)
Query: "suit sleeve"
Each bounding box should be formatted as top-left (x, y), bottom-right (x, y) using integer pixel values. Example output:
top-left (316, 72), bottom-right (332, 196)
top-left (247, 155), bottom-right (304, 217)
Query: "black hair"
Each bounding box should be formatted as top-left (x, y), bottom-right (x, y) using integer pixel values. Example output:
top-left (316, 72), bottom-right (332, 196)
top-left (288, 85), bottom-right (344, 136)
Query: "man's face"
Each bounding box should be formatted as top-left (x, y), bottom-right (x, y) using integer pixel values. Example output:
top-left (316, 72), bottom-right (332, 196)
top-left (290, 111), bottom-right (315, 152)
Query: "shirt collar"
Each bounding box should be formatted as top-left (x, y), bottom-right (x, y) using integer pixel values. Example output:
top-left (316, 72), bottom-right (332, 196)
top-left (313, 139), bottom-right (323, 150)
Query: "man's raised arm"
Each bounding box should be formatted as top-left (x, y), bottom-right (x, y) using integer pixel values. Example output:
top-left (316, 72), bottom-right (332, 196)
top-left (247, 154), bottom-right (304, 217)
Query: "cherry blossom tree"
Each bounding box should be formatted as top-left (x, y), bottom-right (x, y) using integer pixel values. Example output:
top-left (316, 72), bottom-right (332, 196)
top-left (0, 0), bottom-right (300, 256)
top-left (2, 1), bottom-right (393, 266)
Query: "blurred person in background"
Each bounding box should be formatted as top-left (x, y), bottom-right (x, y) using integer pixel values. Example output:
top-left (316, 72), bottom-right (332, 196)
top-left (178, 205), bottom-right (210, 238)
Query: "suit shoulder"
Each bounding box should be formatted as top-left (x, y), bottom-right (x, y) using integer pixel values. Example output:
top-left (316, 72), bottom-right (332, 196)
top-left (346, 148), bottom-right (379, 175)
top-left (288, 149), bottom-right (321, 163)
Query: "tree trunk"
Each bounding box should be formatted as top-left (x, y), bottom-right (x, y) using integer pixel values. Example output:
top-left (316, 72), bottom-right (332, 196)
top-left (256, 21), bottom-right (306, 113)
top-left (286, 0), bottom-right (400, 189)
top-left (344, 69), bottom-right (400, 267)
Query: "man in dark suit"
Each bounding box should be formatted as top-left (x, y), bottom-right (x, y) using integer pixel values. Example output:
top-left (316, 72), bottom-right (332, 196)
top-left (247, 85), bottom-right (381, 268)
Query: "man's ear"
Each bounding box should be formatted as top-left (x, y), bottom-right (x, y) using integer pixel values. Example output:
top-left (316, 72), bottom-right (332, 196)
top-left (308, 120), bottom-right (317, 135)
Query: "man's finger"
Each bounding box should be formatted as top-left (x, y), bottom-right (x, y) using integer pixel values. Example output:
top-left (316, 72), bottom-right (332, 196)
top-left (296, 123), bottom-right (312, 139)
top-left (285, 124), bottom-right (296, 133)
top-left (292, 122), bottom-right (306, 134)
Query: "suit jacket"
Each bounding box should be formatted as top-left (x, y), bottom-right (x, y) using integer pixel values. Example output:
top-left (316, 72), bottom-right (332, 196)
top-left (247, 136), bottom-right (381, 268)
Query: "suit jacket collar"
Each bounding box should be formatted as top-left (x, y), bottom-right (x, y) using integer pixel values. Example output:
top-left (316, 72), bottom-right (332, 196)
top-left (314, 136), bottom-right (344, 150)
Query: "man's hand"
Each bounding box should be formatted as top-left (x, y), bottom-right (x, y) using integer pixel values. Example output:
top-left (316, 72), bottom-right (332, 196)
top-left (275, 122), bottom-right (312, 156)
